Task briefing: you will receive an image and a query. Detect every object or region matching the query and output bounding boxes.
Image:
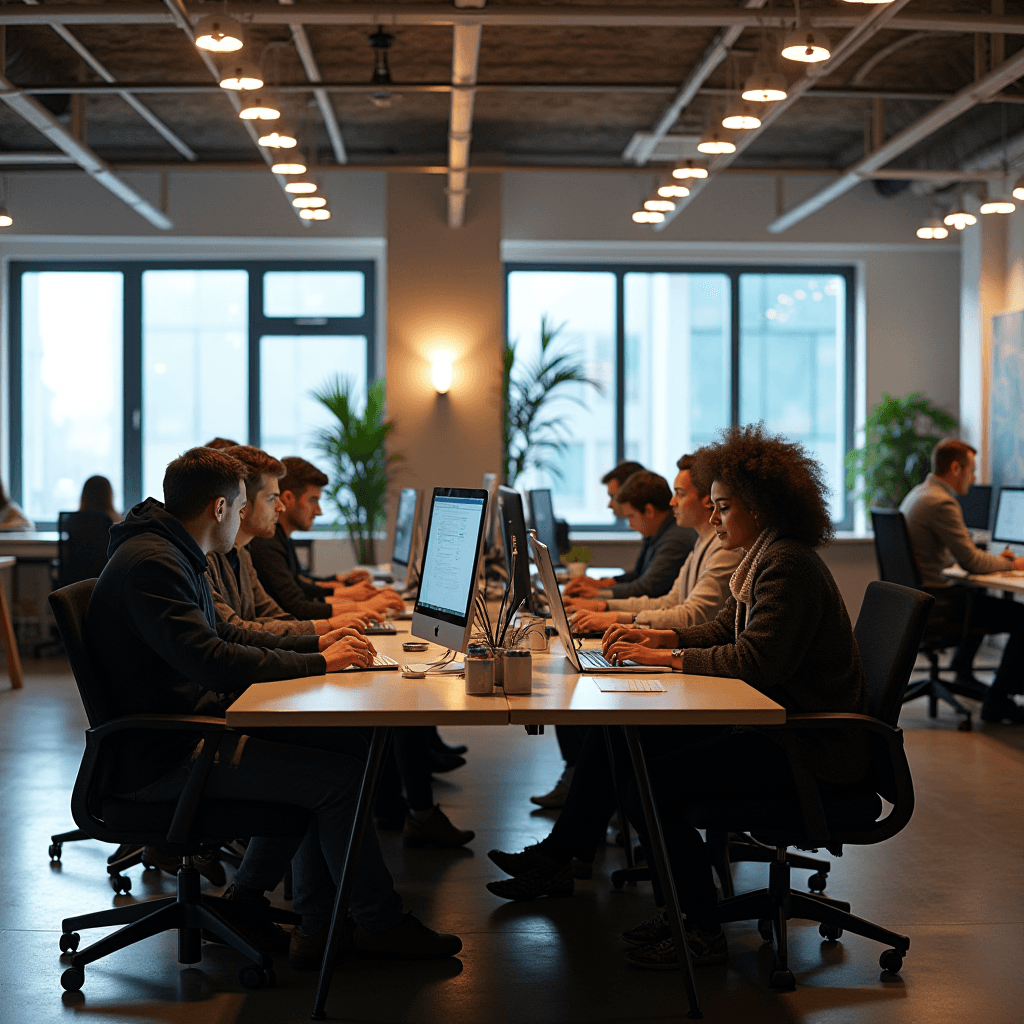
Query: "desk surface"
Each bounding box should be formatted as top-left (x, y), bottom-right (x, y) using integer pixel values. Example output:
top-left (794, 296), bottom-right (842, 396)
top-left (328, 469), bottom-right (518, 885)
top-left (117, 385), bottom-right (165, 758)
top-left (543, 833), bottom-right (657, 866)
top-left (226, 636), bottom-right (785, 729)
top-left (0, 556), bottom-right (14, 570)
top-left (943, 565), bottom-right (1024, 595)
top-left (0, 532), bottom-right (59, 560)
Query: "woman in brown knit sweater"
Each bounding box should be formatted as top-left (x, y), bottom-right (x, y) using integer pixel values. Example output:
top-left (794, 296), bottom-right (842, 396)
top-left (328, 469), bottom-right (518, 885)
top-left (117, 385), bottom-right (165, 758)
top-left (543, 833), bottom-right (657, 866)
top-left (601, 424), bottom-right (869, 970)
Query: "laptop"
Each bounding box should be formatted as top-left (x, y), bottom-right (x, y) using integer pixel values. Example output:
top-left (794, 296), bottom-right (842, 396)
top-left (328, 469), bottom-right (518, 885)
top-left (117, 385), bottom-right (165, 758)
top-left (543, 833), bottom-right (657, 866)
top-left (528, 532), bottom-right (672, 674)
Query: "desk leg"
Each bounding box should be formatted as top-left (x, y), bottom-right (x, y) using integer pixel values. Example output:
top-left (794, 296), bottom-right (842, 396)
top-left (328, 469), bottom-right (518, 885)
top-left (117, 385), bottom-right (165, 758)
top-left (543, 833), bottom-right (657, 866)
top-left (311, 725), bottom-right (391, 1021)
top-left (622, 725), bottom-right (702, 1020)
top-left (603, 727), bottom-right (633, 871)
top-left (0, 580), bottom-right (24, 690)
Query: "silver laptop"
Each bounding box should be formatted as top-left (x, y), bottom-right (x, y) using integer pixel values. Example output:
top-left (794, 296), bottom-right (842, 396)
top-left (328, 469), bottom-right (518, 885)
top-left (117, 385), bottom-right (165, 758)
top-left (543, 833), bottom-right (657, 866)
top-left (528, 532), bottom-right (672, 674)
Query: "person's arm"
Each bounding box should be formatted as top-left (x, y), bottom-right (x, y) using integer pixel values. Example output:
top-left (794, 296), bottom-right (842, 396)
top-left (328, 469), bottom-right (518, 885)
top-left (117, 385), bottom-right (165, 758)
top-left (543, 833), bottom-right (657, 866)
top-left (931, 497), bottom-right (1015, 576)
top-left (635, 545), bottom-right (738, 630)
top-left (248, 538), bottom-right (335, 620)
top-left (607, 560), bottom-right (687, 614)
top-left (247, 558), bottom-right (317, 635)
top-left (215, 620), bottom-right (320, 652)
top-left (606, 528), bottom-right (692, 599)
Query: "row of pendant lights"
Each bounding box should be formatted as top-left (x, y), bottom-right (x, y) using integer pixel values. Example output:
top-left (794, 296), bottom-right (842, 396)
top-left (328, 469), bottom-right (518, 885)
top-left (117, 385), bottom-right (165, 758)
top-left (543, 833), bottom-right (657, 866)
top-left (632, 162), bottom-right (708, 223)
top-left (194, 12), bottom-right (331, 221)
top-left (916, 179), bottom-right (1024, 239)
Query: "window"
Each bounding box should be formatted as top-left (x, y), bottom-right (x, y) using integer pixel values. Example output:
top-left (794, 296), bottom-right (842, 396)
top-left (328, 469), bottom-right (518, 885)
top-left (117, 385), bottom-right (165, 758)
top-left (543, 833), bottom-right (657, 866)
top-left (505, 263), bottom-right (855, 529)
top-left (8, 261), bottom-right (376, 524)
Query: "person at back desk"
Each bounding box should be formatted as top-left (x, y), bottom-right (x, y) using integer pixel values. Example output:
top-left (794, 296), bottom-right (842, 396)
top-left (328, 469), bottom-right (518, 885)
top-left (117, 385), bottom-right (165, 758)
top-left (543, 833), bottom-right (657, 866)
top-left (249, 457), bottom-right (404, 622)
top-left (88, 446), bottom-right (462, 963)
top-left (900, 438), bottom-right (1024, 724)
top-left (563, 470), bottom-right (695, 602)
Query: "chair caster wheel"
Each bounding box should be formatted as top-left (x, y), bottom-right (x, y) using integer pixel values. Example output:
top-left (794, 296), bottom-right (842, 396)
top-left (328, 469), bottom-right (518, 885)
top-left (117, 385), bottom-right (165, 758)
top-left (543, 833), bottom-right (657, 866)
top-left (109, 874), bottom-right (132, 894)
top-left (879, 949), bottom-right (904, 974)
top-left (49, 844), bottom-right (62, 862)
top-left (819, 924), bottom-right (843, 942)
top-left (757, 918), bottom-right (774, 943)
top-left (807, 872), bottom-right (827, 893)
top-left (59, 932), bottom-right (80, 954)
top-left (238, 965), bottom-right (275, 990)
top-left (957, 717), bottom-right (972, 732)
top-left (60, 967), bottom-right (85, 992)
top-left (770, 967), bottom-right (795, 990)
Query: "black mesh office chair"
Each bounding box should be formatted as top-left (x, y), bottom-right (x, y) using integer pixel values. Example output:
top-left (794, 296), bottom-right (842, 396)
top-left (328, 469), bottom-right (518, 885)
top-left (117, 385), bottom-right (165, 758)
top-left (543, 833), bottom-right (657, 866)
top-left (870, 507), bottom-right (980, 730)
top-left (50, 580), bottom-right (308, 993)
top-left (685, 581), bottom-right (930, 989)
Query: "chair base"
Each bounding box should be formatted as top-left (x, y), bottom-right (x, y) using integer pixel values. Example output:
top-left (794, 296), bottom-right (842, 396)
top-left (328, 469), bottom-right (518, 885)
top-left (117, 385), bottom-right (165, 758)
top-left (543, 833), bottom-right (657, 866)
top-left (58, 863), bottom-right (300, 992)
top-left (48, 830), bottom-right (149, 894)
top-left (904, 657), bottom-right (981, 731)
top-left (715, 849), bottom-right (909, 989)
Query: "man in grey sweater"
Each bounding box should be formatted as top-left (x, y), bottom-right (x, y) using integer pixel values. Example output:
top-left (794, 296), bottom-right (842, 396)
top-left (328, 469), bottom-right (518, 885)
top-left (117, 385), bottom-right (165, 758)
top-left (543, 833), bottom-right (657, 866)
top-left (900, 438), bottom-right (1024, 723)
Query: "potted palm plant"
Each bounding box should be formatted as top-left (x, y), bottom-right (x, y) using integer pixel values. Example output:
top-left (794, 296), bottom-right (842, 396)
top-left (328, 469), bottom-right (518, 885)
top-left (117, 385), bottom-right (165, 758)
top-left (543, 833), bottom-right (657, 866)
top-left (311, 375), bottom-right (399, 565)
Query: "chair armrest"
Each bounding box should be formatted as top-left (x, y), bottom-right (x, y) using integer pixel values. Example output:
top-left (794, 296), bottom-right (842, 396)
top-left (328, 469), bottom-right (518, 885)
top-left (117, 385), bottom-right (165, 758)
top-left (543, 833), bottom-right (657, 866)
top-left (769, 713), bottom-right (902, 739)
top-left (86, 714), bottom-right (228, 740)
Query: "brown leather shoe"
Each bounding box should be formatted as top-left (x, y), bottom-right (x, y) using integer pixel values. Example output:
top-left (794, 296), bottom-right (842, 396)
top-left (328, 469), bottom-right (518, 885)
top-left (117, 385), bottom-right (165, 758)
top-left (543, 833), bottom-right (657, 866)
top-left (402, 805), bottom-right (475, 848)
top-left (353, 913), bottom-right (462, 960)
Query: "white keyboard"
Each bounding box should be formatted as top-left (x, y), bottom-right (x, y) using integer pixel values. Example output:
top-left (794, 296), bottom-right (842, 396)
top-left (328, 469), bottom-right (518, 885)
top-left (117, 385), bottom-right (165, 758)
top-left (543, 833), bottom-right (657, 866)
top-left (342, 653), bottom-right (399, 672)
top-left (594, 677), bottom-right (666, 693)
top-left (578, 648), bottom-right (615, 670)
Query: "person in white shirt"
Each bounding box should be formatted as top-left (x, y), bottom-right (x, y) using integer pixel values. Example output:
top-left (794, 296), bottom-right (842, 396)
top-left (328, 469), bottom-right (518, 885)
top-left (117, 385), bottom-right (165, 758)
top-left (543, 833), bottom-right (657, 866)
top-left (568, 454), bottom-right (742, 634)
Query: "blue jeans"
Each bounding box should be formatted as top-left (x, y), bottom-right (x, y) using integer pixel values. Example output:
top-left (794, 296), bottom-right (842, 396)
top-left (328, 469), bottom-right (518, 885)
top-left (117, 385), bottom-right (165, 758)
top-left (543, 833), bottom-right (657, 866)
top-left (122, 731), bottom-right (403, 933)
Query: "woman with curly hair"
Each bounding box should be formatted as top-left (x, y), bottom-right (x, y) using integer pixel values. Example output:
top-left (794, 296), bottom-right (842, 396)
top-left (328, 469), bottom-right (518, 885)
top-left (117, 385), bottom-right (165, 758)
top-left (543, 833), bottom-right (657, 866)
top-left (600, 424), bottom-right (868, 970)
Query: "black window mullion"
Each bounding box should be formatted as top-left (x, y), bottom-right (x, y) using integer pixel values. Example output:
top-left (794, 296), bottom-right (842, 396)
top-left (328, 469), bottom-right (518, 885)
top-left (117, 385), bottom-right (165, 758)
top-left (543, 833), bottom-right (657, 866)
top-left (730, 270), bottom-right (741, 429)
top-left (615, 270), bottom-right (626, 465)
top-left (123, 269), bottom-right (143, 508)
top-left (8, 265), bottom-right (24, 506)
top-left (249, 271), bottom-right (263, 447)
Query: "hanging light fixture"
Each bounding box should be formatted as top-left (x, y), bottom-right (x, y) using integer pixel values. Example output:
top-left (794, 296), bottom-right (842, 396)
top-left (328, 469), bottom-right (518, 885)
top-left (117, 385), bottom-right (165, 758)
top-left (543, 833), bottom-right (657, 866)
top-left (672, 160), bottom-right (709, 180)
top-left (219, 61), bottom-right (264, 91)
top-left (742, 71), bottom-right (788, 102)
top-left (194, 14), bottom-right (244, 53)
top-left (0, 207), bottom-right (12, 228)
top-left (658, 182), bottom-right (690, 198)
top-left (300, 208), bottom-right (332, 221)
top-left (781, 1), bottom-right (830, 63)
top-left (916, 219), bottom-right (949, 240)
top-left (271, 160), bottom-right (307, 174)
top-left (632, 210), bottom-right (665, 224)
top-left (697, 127), bottom-right (736, 155)
top-left (943, 208), bottom-right (977, 231)
top-left (292, 196), bottom-right (327, 209)
top-left (644, 199), bottom-right (676, 212)
top-left (1012, 175), bottom-right (1024, 201)
top-left (239, 94), bottom-right (280, 120)
top-left (980, 193), bottom-right (1016, 215)
top-left (258, 127), bottom-right (298, 148)
top-left (285, 181), bottom-right (317, 194)
top-left (722, 101), bottom-right (762, 130)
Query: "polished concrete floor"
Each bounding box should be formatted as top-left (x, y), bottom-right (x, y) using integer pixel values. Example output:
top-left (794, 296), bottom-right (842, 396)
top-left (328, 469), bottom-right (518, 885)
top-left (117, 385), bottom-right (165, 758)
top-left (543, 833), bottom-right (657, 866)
top-left (1, 658), bottom-right (1022, 1024)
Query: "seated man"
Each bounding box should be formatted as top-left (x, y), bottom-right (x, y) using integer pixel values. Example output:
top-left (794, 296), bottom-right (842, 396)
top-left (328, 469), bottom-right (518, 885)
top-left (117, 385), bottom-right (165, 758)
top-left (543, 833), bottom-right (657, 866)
top-left (88, 446), bottom-right (461, 964)
top-left (570, 454), bottom-right (742, 633)
top-left (900, 437), bottom-right (1024, 724)
top-left (602, 460), bottom-right (646, 518)
top-left (563, 470), bottom-right (696, 602)
top-left (207, 445), bottom-right (379, 636)
top-left (249, 457), bottom-right (404, 622)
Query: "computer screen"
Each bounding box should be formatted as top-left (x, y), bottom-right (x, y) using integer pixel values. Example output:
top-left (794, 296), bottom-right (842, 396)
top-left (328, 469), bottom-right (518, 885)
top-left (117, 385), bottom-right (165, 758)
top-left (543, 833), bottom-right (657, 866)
top-left (498, 486), bottom-right (532, 616)
top-left (412, 488), bottom-right (489, 650)
top-left (993, 487), bottom-right (1024, 544)
top-left (957, 484), bottom-right (992, 531)
top-left (391, 488), bottom-right (419, 568)
top-left (481, 472), bottom-right (500, 553)
top-left (527, 488), bottom-right (560, 561)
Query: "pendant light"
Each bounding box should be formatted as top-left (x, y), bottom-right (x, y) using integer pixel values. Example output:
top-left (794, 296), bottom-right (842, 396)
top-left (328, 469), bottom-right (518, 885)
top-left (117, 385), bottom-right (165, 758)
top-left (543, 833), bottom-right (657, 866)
top-left (980, 193), bottom-right (1015, 215)
top-left (285, 181), bottom-right (317, 194)
top-left (219, 61), bottom-right (264, 91)
top-left (697, 127), bottom-right (736, 155)
top-left (194, 14), bottom-right (244, 53)
top-left (272, 160), bottom-right (307, 175)
top-left (1013, 176), bottom-right (1024, 201)
top-left (943, 208), bottom-right (977, 231)
top-left (742, 71), bottom-right (788, 102)
top-left (239, 94), bottom-right (280, 120)
top-left (300, 208), bottom-right (331, 221)
top-left (672, 160), bottom-right (708, 180)
top-left (658, 181), bottom-right (690, 198)
top-left (632, 210), bottom-right (665, 224)
top-left (0, 207), bottom-right (12, 228)
top-left (781, 1), bottom-right (830, 63)
top-left (258, 127), bottom-right (298, 148)
top-left (916, 219), bottom-right (949, 240)
top-left (292, 196), bottom-right (327, 209)
top-left (644, 199), bottom-right (676, 212)
top-left (722, 101), bottom-right (762, 130)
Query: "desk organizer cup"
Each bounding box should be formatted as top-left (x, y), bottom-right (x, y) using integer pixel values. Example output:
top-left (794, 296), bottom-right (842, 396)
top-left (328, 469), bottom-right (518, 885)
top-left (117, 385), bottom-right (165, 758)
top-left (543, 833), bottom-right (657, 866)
top-left (502, 648), bottom-right (532, 694)
top-left (465, 643), bottom-right (495, 696)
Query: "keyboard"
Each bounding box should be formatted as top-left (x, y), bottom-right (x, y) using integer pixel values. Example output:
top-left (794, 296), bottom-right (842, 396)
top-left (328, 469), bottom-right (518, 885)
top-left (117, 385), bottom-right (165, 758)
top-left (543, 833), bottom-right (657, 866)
top-left (578, 648), bottom-right (615, 670)
top-left (594, 677), bottom-right (666, 693)
top-left (363, 623), bottom-right (398, 635)
top-left (342, 653), bottom-right (399, 672)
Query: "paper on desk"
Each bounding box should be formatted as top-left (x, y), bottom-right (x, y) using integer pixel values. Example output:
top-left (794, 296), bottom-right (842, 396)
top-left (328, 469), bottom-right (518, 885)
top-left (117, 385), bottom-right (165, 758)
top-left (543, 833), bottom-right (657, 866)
top-left (404, 661), bottom-right (465, 675)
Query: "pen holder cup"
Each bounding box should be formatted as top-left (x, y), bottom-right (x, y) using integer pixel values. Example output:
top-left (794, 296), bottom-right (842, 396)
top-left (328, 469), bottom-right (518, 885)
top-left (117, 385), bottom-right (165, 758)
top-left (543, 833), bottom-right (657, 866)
top-left (502, 649), bottom-right (532, 695)
top-left (465, 656), bottom-right (495, 695)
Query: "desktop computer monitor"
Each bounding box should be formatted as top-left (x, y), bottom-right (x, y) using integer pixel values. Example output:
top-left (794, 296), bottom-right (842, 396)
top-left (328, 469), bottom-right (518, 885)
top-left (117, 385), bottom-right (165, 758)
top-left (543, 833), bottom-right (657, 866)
top-left (412, 487), bottom-right (489, 651)
top-left (390, 488), bottom-right (420, 586)
top-left (497, 486), bottom-right (532, 616)
top-left (957, 484), bottom-right (993, 531)
top-left (527, 488), bottom-right (561, 563)
top-left (481, 472), bottom-right (500, 554)
top-left (992, 487), bottom-right (1024, 545)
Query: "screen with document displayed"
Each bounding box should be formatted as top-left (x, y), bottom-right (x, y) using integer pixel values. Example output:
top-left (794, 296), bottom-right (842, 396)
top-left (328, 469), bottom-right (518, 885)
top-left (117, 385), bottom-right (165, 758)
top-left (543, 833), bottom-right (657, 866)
top-left (993, 487), bottom-right (1024, 544)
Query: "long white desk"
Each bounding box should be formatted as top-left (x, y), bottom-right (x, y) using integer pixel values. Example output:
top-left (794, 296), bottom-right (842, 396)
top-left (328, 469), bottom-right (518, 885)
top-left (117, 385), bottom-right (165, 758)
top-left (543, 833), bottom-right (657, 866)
top-left (0, 531), bottom-right (60, 560)
top-left (943, 564), bottom-right (1024, 596)
top-left (226, 633), bottom-right (784, 1022)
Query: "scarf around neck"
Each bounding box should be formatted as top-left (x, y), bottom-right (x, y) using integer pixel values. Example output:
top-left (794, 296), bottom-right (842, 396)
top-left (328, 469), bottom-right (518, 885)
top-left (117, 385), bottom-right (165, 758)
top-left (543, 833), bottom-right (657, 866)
top-left (728, 527), bottom-right (779, 639)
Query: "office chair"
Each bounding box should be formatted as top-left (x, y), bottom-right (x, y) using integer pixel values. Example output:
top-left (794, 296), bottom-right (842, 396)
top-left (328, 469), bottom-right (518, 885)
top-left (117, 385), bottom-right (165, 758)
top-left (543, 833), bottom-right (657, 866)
top-left (683, 581), bottom-right (930, 989)
top-left (870, 508), bottom-right (982, 730)
top-left (50, 580), bottom-right (308, 993)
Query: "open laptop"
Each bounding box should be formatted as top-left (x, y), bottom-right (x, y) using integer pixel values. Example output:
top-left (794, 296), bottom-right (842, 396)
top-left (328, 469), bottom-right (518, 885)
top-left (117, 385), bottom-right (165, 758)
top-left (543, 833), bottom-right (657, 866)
top-left (529, 531), bottom-right (671, 673)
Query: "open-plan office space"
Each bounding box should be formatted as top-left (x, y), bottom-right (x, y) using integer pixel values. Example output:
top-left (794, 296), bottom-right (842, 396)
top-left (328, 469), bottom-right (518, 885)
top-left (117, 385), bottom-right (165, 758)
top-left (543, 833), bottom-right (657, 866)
top-left (1, 2), bottom-right (1023, 1023)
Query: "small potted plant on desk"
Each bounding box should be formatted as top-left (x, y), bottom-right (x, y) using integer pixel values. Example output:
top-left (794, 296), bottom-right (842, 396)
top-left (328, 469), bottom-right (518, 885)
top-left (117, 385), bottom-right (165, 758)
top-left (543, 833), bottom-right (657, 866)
top-left (563, 545), bottom-right (593, 579)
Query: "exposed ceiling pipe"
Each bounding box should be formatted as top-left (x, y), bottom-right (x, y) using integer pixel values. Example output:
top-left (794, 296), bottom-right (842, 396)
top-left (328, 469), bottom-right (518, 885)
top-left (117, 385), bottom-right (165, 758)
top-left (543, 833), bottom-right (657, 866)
top-left (766, 45), bottom-right (1024, 233)
top-left (0, 152), bottom-right (75, 164)
top-left (0, 69), bottom-right (172, 228)
top-left (289, 23), bottom-right (347, 164)
top-left (654, 0), bottom-right (914, 231)
top-left (628, 0), bottom-right (768, 167)
top-left (447, 23), bottom-right (482, 228)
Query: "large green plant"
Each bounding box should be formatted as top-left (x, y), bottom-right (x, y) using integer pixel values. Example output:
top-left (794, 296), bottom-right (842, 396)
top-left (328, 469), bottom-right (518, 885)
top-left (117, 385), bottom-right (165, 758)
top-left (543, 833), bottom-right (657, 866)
top-left (311, 376), bottom-right (399, 564)
top-left (503, 315), bottom-right (605, 485)
top-left (845, 391), bottom-right (958, 510)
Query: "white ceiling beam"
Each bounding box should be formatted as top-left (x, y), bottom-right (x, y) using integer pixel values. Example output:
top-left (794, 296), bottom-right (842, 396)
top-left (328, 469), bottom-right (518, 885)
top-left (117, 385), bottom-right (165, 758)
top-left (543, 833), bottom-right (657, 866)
top-left (0, 152), bottom-right (75, 164)
top-left (289, 23), bottom-right (347, 164)
top-left (0, 70), bottom-right (172, 228)
top-left (654, 0), bottom-right (914, 231)
top-left (447, 23), bottom-right (482, 228)
top-left (767, 45), bottom-right (1024, 233)
top-left (4, 6), bottom-right (1024, 35)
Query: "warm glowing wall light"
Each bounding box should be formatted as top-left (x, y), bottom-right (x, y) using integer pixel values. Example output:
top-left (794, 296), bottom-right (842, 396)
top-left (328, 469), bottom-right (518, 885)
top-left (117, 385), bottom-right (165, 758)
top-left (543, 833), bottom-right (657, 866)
top-left (431, 355), bottom-right (454, 394)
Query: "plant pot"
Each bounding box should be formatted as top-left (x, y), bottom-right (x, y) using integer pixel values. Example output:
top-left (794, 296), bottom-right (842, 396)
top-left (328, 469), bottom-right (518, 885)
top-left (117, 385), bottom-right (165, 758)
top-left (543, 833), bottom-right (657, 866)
top-left (567, 561), bottom-right (589, 578)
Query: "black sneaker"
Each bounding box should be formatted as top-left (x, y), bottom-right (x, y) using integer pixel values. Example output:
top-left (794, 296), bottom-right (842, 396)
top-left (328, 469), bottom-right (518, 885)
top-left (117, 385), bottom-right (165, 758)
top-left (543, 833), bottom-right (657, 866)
top-left (204, 884), bottom-right (292, 954)
top-left (621, 910), bottom-right (671, 947)
top-left (624, 925), bottom-right (728, 970)
top-left (486, 863), bottom-right (574, 902)
top-left (353, 913), bottom-right (463, 960)
top-left (980, 696), bottom-right (1024, 724)
top-left (402, 806), bottom-right (475, 848)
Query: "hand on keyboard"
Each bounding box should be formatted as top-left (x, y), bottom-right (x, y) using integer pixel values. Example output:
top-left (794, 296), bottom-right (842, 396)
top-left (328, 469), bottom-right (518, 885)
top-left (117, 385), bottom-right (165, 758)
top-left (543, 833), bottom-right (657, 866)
top-left (323, 634), bottom-right (378, 672)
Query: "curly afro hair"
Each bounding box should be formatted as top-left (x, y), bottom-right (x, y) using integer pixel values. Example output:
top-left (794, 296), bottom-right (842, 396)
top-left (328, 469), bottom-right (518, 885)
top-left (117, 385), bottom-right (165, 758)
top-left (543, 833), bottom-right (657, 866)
top-left (691, 424), bottom-right (834, 547)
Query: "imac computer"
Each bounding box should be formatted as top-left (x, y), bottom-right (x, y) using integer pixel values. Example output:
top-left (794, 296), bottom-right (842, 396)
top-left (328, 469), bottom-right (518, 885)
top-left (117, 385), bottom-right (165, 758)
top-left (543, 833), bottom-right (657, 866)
top-left (527, 488), bottom-right (561, 562)
top-left (958, 484), bottom-right (993, 532)
top-left (481, 472), bottom-right (501, 556)
top-left (389, 488), bottom-right (421, 589)
top-left (412, 487), bottom-right (489, 651)
top-left (497, 486), bottom-right (533, 616)
top-left (992, 487), bottom-right (1024, 546)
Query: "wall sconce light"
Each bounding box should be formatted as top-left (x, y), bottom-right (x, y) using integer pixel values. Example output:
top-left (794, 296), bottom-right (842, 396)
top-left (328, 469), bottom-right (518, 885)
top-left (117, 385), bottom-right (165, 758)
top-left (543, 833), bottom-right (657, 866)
top-left (431, 354), bottom-right (453, 394)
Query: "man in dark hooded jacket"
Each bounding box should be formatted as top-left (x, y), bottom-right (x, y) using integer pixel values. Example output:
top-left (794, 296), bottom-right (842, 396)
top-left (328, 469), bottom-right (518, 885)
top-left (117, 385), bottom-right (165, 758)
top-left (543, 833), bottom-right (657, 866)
top-left (87, 446), bottom-right (461, 966)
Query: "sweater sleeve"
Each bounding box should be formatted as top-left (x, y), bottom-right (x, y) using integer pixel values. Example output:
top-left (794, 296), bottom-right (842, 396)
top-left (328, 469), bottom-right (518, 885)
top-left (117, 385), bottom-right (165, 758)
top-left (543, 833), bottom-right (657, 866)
top-left (931, 496), bottom-right (1009, 576)
top-left (249, 537), bottom-right (334, 620)
top-left (635, 545), bottom-right (739, 630)
top-left (607, 562), bottom-right (686, 614)
top-left (121, 558), bottom-right (325, 701)
top-left (248, 559), bottom-right (317, 635)
top-left (608, 526), bottom-right (693, 599)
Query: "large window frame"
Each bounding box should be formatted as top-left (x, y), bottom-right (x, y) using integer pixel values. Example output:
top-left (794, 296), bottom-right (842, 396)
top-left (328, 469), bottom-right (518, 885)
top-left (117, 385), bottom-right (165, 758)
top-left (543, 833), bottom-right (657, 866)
top-left (505, 261), bottom-right (856, 530)
top-left (8, 259), bottom-right (376, 525)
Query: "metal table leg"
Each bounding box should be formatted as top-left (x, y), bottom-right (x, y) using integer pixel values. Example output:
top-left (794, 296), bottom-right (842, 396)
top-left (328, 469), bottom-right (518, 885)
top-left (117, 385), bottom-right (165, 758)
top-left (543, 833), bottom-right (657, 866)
top-left (603, 726), bottom-right (634, 871)
top-left (622, 725), bottom-right (702, 1020)
top-left (311, 725), bottom-right (392, 1021)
